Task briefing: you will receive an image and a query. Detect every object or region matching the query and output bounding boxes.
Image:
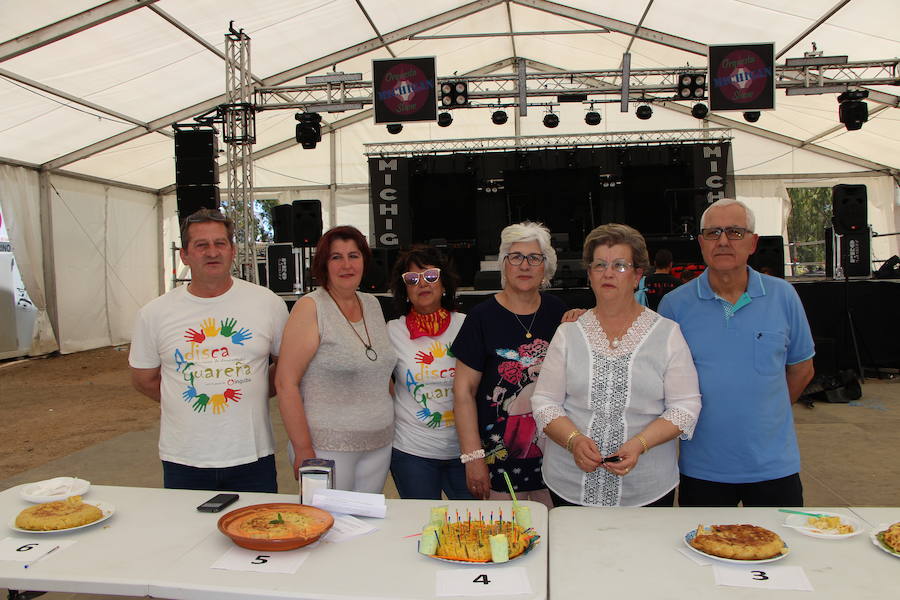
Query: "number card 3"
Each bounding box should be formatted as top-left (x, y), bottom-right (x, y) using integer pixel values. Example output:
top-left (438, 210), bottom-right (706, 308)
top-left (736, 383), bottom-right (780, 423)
top-left (436, 566), bottom-right (532, 597)
top-left (211, 546), bottom-right (311, 574)
top-left (713, 564), bottom-right (814, 591)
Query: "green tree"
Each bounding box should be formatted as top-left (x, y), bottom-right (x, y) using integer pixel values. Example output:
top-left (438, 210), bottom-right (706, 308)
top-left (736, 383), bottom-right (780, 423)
top-left (787, 187), bottom-right (832, 275)
top-left (255, 198), bottom-right (280, 243)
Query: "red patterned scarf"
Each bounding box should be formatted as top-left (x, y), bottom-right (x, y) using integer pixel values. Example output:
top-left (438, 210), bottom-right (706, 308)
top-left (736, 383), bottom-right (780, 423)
top-left (405, 308), bottom-right (451, 339)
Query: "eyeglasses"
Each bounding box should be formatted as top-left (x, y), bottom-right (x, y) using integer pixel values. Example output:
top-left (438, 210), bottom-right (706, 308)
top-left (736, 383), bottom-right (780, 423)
top-left (505, 252), bottom-right (546, 266)
top-left (590, 259), bottom-right (634, 273)
top-left (700, 227), bottom-right (750, 241)
top-left (402, 268), bottom-right (441, 286)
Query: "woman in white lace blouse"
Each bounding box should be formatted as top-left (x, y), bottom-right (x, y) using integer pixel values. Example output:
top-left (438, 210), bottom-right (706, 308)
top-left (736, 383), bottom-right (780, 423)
top-left (531, 224), bottom-right (701, 507)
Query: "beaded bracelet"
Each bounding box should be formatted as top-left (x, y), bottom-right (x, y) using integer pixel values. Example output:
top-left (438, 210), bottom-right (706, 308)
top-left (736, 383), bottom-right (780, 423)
top-left (564, 430), bottom-right (583, 453)
top-left (460, 449), bottom-right (485, 464)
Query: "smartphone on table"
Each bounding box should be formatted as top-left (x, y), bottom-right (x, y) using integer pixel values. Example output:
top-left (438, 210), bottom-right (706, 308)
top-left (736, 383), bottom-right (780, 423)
top-left (196, 493), bottom-right (239, 513)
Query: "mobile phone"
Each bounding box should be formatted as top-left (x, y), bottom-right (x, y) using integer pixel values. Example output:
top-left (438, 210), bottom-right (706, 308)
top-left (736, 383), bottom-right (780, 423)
top-left (601, 456), bottom-right (623, 463)
top-left (196, 493), bottom-right (239, 513)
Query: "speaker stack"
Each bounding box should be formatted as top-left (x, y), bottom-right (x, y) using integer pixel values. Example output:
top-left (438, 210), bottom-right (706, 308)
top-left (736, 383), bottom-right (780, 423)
top-left (266, 200), bottom-right (324, 294)
top-left (748, 235), bottom-right (785, 278)
top-left (826, 184), bottom-right (871, 279)
top-left (292, 200), bottom-right (323, 247)
top-left (174, 128), bottom-right (219, 218)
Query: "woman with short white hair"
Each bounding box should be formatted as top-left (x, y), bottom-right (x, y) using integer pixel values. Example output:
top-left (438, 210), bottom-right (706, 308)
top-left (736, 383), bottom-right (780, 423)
top-left (452, 221), bottom-right (567, 508)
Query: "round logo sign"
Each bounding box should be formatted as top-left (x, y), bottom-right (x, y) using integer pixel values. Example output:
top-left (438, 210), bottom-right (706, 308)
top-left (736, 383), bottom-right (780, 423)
top-left (378, 62), bottom-right (433, 117)
top-left (714, 49), bottom-right (770, 105)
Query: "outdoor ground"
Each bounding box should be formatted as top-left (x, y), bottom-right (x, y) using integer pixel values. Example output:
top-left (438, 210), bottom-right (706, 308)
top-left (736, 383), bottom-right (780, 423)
top-left (0, 346), bottom-right (159, 480)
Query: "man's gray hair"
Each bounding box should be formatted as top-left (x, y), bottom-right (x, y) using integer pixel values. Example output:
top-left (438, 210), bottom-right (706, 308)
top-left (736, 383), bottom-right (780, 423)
top-left (498, 221), bottom-right (557, 288)
top-left (700, 198), bottom-right (756, 232)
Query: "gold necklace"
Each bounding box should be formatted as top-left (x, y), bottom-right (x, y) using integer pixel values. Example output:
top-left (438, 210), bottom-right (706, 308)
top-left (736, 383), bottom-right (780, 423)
top-left (327, 289), bottom-right (377, 361)
top-left (505, 295), bottom-right (541, 339)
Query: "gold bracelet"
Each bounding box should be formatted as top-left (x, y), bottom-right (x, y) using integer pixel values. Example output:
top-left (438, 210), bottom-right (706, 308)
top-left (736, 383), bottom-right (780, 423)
top-left (636, 434), bottom-right (649, 454)
top-left (564, 430), bottom-right (582, 453)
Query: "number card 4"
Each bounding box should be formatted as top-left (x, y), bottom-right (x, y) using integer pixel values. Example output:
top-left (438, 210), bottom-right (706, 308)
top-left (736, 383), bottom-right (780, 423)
top-left (713, 564), bottom-right (814, 591)
top-left (436, 566), bottom-right (532, 597)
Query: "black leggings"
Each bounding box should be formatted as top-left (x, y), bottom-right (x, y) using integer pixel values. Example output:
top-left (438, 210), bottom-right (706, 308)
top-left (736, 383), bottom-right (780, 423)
top-left (678, 473), bottom-right (803, 507)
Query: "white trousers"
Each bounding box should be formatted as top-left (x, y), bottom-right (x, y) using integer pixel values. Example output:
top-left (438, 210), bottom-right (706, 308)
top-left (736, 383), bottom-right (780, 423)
top-left (289, 444), bottom-right (392, 494)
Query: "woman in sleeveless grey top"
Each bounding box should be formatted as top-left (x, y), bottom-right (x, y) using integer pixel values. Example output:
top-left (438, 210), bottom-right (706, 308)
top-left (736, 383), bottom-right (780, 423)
top-left (276, 226), bottom-right (397, 493)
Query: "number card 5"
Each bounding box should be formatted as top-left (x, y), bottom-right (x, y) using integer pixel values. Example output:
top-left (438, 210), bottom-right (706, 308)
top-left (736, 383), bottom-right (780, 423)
top-left (210, 546), bottom-right (311, 574)
top-left (436, 566), bottom-right (532, 597)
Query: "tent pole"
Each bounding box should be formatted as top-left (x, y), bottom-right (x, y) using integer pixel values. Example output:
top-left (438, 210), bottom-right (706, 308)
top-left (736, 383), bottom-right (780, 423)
top-left (38, 169), bottom-right (59, 345)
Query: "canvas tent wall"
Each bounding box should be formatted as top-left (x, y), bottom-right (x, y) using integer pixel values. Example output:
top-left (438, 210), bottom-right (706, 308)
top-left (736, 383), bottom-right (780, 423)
top-left (0, 0), bottom-right (897, 356)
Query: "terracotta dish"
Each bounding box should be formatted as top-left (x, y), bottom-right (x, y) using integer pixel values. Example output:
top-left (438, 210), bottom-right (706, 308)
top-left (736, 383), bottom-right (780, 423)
top-left (218, 503), bottom-right (334, 551)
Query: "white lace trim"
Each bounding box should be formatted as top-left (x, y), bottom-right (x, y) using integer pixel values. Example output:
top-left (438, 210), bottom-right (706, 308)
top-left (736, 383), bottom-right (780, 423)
top-left (661, 405), bottom-right (697, 440)
top-left (585, 308), bottom-right (657, 357)
top-left (534, 405), bottom-right (567, 438)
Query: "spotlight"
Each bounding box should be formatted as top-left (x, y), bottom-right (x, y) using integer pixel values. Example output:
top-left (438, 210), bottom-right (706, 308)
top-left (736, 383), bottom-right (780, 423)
top-left (690, 103), bottom-right (709, 119)
top-left (437, 112), bottom-right (453, 127)
top-left (838, 90), bottom-right (869, 131)
top-left (635, 105), bottom-right (653, 120)
top-left (386, 123), bottom-right (403, 134)
top-left (743, 111), bottom-right (761, 123)
top-left (440, 81), bottom-right (469, 107)
top-left (295, 112), bottom-right (322, 149)
top-left (491, 110), bottom-right (508, 125)
top-left (543, 112), bottom-right (559, 128)
top-left (677, 73), bottom-right (707, 100)
top-left (584, 111), bottom-right (602, 126)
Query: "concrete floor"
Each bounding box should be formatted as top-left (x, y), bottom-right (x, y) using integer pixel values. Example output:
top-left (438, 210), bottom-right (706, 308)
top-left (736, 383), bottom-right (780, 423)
top-left (2, 378), bottom-right (898, 600)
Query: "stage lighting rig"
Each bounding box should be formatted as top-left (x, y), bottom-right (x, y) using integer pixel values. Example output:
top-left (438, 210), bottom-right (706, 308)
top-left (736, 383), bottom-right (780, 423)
top-left (437, 112), bottom-right (453, 127)
top-left (838, 90), bottom-right (869, 131)
top-left (386, 123), bottom-right (403, 134)
top-left (635, 104), bottom-right (653, 120)
top-left (584, 103), bottom-right (602, 126)
top-left (677, 73), bottom-right (706, 100)
top-left (743, 111), bottom-right (761, 123)
top-left (691, 103), bottom-right (709, 119)
top-left (543, 111), bottom-right (559, 128)
top-left (295, 112), bottom-right (322, 149)
top-left (440, 81), bottom-right (469, 107)
top-left (492, 110), bottom-right (508, 125)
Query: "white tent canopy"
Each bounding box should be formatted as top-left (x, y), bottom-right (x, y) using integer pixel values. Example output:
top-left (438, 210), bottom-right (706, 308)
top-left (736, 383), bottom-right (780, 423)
top-left (0, 0), bottom-right (897, 355)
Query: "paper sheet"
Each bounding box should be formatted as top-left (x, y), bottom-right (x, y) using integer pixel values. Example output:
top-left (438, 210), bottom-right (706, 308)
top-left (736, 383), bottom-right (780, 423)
top-left (436, 566), bottom-right (532, 597)
top-left (322, 513), bottom-right (377, 543)
top-left (713, 564), bottom-right (814, 591)
top-left (210, 545), bottom-right (313, 574)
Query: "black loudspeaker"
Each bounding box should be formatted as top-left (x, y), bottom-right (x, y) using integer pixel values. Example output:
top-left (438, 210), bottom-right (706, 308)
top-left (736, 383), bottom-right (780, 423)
top-left (874, 255), bottom-right (900, 279)
top-left (831, 184), bottom-right (867, 234)
top-left (271, 204), bottom-right (294, 244)
top-left (360, 247), bottom-right (397, 293)
top-left (748, 235), bottom-right (785, 278)
top-left (473, 270), bottom-right (502, 290)
top-left (176, 185), bottom-right (219, 217)
top-left (825, 227), bottom-right (872, 279)
top-left (175, 129), bottom-right (219, 186)
top-left (266, 243), bottom-right (295, 294)
top-left (175, 128), bottom-right (220, 217)
top-left (292, 199), bottom-right (323, 247)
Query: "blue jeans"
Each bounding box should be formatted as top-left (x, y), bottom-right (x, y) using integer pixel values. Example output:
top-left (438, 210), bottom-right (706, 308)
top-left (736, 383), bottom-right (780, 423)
top-left (162, 454), bottom-right (277, 493)
top-left (390, 448), bottom-right (475, 500)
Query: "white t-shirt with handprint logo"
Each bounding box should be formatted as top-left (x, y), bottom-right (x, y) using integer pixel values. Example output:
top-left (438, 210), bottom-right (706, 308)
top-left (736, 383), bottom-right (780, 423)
top-left (129, 278), bottom-right (289, 468)
top-left (388, 312), bottom-right (465, 460)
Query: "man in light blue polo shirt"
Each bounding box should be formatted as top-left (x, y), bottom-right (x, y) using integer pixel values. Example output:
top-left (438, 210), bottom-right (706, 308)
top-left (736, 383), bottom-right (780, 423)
top-left (658, 198), bottom-right (814, 506)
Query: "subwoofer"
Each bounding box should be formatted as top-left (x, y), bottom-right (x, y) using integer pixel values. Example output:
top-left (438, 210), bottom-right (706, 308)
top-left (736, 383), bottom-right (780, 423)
top-left (825, 226), bottom-right (871, 279)
top-left (748, 235), bottom-right (785, 278)
top-left (266, 243), bottom-right (296, 294)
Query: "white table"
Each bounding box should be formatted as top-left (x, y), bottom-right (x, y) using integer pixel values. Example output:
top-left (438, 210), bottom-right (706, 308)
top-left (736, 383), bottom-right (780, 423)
top-left (548, 506), bottom-right (896, 599)
top-left (1, 485), bottom-right (547, 600)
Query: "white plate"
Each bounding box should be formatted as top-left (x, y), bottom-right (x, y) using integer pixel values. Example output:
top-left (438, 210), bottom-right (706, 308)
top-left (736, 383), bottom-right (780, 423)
top-left (9, 501), bottom-right (115, 534)
top-left (684, 528), bottom-right (789, 564)
top-left (870, 524), bottom-right (900, 558)
top-left (419, 532), bottom-right (540, 565)
top-left (19, 478), bottom-right (90, 503)
top-left (782, 512), bottom-right (863, 539)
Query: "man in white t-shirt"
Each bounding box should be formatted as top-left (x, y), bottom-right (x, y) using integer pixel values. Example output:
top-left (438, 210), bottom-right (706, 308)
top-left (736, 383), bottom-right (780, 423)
top-left (129, 209), bottom-right (289, 492)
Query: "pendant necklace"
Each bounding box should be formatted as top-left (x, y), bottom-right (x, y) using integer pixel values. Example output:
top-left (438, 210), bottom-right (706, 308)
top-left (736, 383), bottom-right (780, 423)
top-left (508, 297), bottom-right (540, 339)
top-left (598, 306), bottom-right (638, 349)
top-left (328, 289), bottom-right (377, 361)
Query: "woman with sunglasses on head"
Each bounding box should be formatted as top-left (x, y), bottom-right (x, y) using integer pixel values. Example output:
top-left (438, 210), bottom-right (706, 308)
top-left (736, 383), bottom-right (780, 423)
top-left (451, 222), bottom-right (567, 508)
top-left (386, 246), bottom-right (474, 500)
top-left (276, 225), bottom-right (397, 493)
top-left (530, 223), bottom-right (701, 507)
